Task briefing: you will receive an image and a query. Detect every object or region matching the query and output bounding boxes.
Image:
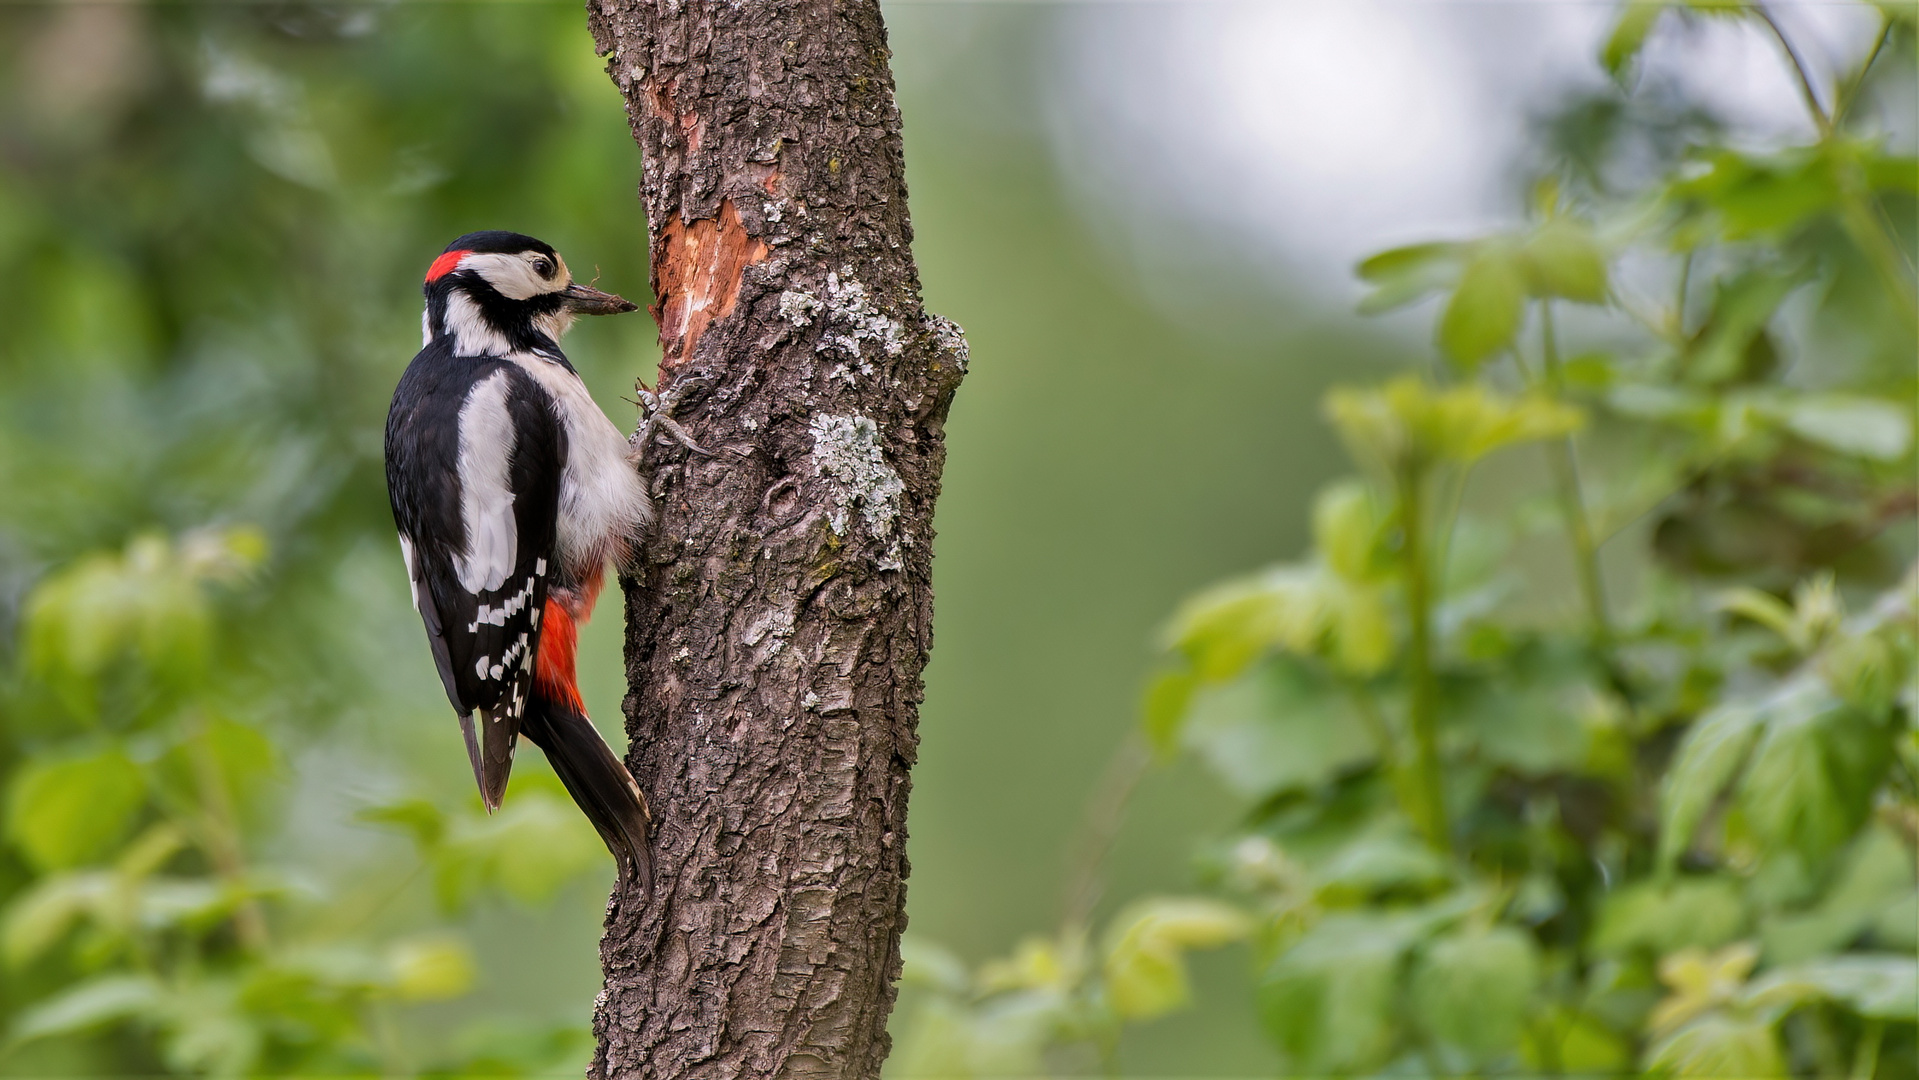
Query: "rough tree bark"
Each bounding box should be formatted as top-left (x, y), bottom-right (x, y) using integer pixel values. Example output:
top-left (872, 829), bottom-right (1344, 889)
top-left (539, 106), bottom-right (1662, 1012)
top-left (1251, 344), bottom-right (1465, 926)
top-left (581, 1), bottom-right (965, 1077)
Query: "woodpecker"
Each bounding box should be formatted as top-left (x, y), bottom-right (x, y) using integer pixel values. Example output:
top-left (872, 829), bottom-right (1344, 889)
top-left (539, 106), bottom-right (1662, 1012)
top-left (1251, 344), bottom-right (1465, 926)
top-left (385, 231), bottom-right (655, 893)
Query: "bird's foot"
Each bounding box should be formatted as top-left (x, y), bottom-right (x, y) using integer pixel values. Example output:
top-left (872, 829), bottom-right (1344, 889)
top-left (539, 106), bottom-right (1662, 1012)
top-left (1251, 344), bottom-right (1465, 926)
top-left (629, 377), bottom-right (713, 467)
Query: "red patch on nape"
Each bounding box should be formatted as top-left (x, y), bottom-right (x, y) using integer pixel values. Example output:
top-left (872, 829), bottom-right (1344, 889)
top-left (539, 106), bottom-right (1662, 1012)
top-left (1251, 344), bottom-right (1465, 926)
top-left (425, 249), bottom-right (470, 283)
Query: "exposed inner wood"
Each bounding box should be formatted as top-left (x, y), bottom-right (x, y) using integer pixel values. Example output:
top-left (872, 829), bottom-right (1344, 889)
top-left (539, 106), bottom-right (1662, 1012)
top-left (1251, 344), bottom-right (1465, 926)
top-left (650, 200), bottom-right (768, 373)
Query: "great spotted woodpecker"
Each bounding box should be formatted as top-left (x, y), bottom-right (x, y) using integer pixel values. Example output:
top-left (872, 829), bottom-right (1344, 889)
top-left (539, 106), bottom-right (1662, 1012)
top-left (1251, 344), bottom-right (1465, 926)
top-left (385, 231), bottom-right (655, 892)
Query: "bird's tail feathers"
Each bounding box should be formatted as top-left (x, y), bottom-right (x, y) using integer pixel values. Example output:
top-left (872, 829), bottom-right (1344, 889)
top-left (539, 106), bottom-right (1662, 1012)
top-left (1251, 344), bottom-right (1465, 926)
top-left (461, 699), bottom-right (522, 812)
top-left (521, 700), bottom-right (654, 897)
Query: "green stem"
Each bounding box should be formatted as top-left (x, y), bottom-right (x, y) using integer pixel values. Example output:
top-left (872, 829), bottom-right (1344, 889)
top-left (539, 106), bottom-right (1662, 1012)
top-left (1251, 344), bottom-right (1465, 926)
top-left (1673, 248), bottom-right (1694, 339)
top-left (1756, 2), bottom-right (1832, 137)
top-left (1851, 1020), bottom-right (1884, 1080)
top-left (1832, 16), bottom-right (1893, 129)
top-left (1398, 466), bottom-right (1449, 855)
top-left (1759, 4), bottom-right (1917, 328)
top-left (1539, 303), bottom-right (1616, 656)
top-left (185, 713), bottom-right (270, 953)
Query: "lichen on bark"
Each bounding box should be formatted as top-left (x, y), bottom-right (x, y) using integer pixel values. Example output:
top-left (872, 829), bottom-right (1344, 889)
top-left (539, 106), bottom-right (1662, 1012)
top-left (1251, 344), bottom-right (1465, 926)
top-left (581, 0), bottom-right (964, 1077)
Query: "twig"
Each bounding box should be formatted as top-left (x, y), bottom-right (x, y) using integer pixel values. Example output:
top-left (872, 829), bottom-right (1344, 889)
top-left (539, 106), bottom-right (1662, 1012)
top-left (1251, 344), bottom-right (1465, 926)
top-left (1060, 732), bottom-right (1153, 932)
top-left (1832, 14), bottom-right (1893, 129)
top-left (1755, 2), bottom-right (1832, 136)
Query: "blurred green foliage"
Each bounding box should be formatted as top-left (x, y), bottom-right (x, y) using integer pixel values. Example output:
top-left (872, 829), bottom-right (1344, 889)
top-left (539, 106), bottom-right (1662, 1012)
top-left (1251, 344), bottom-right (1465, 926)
top-left (1, 0), bottom-right (1913, 1076)
top-left (0, 3), bottom-right (654, 1075)
top-left (891, 4), bottom-right (1917, 1077)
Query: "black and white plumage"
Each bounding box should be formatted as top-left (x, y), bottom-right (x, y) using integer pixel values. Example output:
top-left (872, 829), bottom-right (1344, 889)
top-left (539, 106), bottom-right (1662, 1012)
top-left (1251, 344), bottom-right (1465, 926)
top-left (385, 231), bottom-right (656, 891)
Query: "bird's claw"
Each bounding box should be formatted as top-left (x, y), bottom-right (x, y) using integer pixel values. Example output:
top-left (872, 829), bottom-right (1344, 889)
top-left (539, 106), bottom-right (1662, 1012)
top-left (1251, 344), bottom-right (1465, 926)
top-left (630, 378), bottom-right (713, 466)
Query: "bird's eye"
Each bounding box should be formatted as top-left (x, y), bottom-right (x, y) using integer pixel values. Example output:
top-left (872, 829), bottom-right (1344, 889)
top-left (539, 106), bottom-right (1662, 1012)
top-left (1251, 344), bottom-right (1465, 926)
top-left (532, 257), bottom-right (554, 279)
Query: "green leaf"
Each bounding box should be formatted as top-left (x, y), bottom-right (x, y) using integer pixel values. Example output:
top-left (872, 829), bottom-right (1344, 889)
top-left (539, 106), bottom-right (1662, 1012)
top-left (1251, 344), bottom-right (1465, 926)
top-left (138, 879), bottom-right (234, 936)
top-left (1101, 898), bottom-right (1250, 1020)
top-left (1819, 630), bottom-right (1909, 716)
top-left (1737, 685), bottom-right (1889, 869)
top-left (1411, 925), bottom-right (1540, 1062)
top-left (1673, 149), bottom-right (1839, 239)
top-left (1324, 377), bottom-right (1584, 474)
top-left (3, 872), bottom-right (111, 967)
top-left (10, 974), bottom-right (162, 1043)
top-left (1645, 1013), bottom-right (1787, 1078)
top-left (158, 980), bottom-right (259, 1077)
top-left (357, 798), bottom-right (447, 849)
top-left (1329, 583), bottom-right (1393, 676)
top-left (1180, 661), bottom-right (1375, 801)
top-left (1162, 565), bottom-right (1330, 680)
top-left (1257, 912), bottom-right (1417, 1074)
top-left (1521, 217), bottom-right (1609, 302)
top-left (1864, 152), bottom-right (1919, 193)
top-left (1603, 3), bottom-right (1670, 77)
top-left (156, 717), bottom-right (277, 823)
top-left (1439, 243), bottom-right (1527, 367)
top-left (434, 782), bottom-right (604, 912)
top-left (1523, 1008), bottom-right (1633, 1073)
top-left (1142, 668), bottom-right (1197, 754)
top-left (1461, 647), bottom-right (1602, 774)
top-left (1717, 586), bottom-right (1800, 643)
top-left (5, 750), bottom-right (146, 871)
top-left (1779, 394), bottom-right (1913, 461)
top-left (1761, 825), bottom-right (1917, 964)
top-left (1658, 701), bottom-right (1765, 870)
top-left (1357, 242), bottom-right (1466, 284)
top-left (1312, 480), bottom-right (1383, 583)
top-left (1685, 267), bottom-right (1797, 385)
top-left (1592, 878), bottom-right (1747, 956)
top-left (1651, 942), bottom-right (1761, 1034)
top-left (1748, 955), bottom-right (1918, 1020)
top-left (388, 935), bottom-right (476, 1001)
top-left (1355, 242), bottom-right (1468, 315)
top-left (1312, 825), bottom-right (1451, 900)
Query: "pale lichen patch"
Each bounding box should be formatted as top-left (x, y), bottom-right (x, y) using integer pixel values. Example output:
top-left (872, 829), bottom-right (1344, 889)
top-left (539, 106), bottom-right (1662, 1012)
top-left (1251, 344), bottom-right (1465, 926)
top-left (778, 288), bottom-right (822, 326)
top-left (923, 313), bottom-right (969, 371)
top-left (808, 413), bottom-right (906, 569)
top-left (816, 269), bottom-right (904, 364)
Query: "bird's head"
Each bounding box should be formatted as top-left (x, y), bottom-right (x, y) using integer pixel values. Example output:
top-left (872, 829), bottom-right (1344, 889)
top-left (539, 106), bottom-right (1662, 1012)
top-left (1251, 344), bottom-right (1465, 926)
top-left (422, 230), bottom-right (638, 355)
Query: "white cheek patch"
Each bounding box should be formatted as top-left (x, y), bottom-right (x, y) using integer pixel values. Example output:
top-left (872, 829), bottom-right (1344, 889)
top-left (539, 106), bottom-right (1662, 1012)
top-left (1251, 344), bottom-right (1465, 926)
top-left (462, 251), bottom-right (562, 302)
top-left (454, 369), bottom-right (518, 594)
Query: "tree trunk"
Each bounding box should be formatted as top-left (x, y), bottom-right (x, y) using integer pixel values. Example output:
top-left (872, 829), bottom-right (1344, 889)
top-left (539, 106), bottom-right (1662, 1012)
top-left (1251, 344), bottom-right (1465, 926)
top-left (582, 2), bottom-right (965, 1076)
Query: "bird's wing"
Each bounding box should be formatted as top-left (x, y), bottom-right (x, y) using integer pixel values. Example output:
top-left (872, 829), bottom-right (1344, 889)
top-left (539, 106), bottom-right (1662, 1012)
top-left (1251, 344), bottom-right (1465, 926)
top-left (386, 351), bottom-right (566, 808)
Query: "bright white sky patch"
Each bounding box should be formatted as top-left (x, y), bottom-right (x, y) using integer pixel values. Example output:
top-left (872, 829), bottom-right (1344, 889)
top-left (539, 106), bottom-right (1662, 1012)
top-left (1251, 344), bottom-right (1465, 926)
top-left (1044, 0), bottom-right (1890, 305)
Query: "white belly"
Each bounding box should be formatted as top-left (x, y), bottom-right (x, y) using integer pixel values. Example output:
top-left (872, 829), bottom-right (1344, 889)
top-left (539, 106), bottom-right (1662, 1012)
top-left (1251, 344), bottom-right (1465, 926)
top-left (509, 354), bottom-right (654, 574)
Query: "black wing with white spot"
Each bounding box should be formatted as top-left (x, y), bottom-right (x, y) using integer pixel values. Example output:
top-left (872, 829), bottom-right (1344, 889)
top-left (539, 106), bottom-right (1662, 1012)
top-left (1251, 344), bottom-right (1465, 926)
top-left (385, 344), bottom-right (565, 808)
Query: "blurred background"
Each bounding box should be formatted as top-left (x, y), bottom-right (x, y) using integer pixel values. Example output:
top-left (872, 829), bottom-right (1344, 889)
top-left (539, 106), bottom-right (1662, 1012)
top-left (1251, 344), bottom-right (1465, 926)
top-left (0, 1), bottom-right (1912, 1077)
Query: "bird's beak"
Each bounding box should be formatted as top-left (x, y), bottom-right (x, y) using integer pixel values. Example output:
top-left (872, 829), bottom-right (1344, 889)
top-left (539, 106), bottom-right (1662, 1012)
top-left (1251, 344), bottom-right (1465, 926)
top-left (561, 282), bottom-right (640, 316)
